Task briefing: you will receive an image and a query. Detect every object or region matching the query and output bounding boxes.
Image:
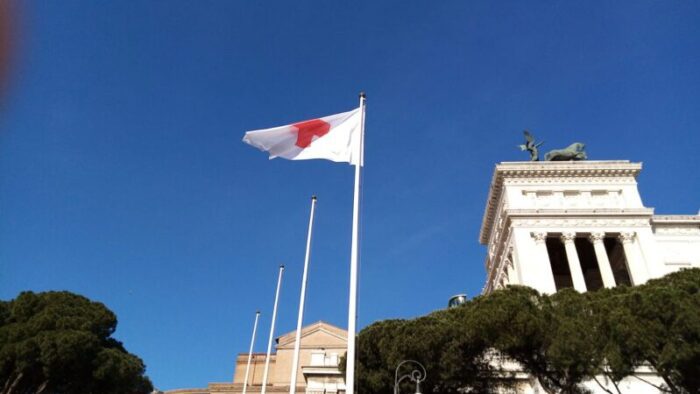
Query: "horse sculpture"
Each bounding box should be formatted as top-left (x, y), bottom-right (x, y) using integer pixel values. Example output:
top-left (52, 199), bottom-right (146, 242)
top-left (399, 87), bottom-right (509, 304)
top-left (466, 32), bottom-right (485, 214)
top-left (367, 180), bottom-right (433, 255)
top-left (544, 142), bottom-right (587, 161)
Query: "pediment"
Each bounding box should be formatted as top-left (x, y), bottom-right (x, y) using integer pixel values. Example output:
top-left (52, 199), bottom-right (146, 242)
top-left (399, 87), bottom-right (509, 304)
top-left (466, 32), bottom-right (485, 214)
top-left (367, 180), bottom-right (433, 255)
top-left (276, 321), bottom-right (347, 348)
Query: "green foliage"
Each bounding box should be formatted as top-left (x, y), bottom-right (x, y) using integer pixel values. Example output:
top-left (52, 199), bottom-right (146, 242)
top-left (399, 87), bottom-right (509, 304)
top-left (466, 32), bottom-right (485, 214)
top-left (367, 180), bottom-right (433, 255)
top-left (623, 269), bottom-right (700, 393)
top-left (468, 286), bottom-right (599, 393)
top-left (586, 286), bottom-right (642, 391)
top-left (346, 314), bottom-right (496, 394)
top-left (350, 268), bottom-right (700, 394)
top-left (0, 291), bottom-right (153, 394)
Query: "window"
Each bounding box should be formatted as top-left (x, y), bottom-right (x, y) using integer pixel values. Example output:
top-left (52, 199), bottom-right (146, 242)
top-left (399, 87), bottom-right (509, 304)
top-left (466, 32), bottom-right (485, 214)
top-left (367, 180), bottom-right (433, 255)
top-left (310, 351), bottom-right (325, 366)
top-left (328, 353), bottom-right (338, 366)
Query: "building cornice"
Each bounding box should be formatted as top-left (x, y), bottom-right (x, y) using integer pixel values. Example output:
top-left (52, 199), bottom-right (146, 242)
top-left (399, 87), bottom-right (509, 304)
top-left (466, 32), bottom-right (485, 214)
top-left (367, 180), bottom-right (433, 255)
top-left (479, 161), bottom-right (642, 244)
top-left (506, 208), bottom-right (654, 217)
top-left (652, 215), bottom-right (700, 225)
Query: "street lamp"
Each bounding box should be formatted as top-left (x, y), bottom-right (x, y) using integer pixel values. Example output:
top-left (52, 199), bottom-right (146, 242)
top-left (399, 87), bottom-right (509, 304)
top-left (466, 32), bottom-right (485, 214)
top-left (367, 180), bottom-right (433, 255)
top-left (394, 360), bottom-right (426, 394)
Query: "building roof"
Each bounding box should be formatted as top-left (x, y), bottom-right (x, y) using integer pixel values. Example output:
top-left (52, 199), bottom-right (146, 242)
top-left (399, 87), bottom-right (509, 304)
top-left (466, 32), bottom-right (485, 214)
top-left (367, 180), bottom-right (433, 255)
top-left (276, 321), bottom-right (347, 348)
top-left (479, 160), bottom-right (642, 244)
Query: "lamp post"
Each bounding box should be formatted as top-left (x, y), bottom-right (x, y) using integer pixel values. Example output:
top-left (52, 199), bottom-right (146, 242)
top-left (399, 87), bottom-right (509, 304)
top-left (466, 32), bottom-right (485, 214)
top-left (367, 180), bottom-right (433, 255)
top-left (394, 360), bottom-right (426, 394)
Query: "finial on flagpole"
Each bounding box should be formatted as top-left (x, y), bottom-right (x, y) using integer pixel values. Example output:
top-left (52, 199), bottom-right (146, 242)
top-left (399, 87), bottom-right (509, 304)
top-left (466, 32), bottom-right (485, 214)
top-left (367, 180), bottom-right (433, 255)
top-left (311, 195), bottom-right (317, 201)
top-left (359, 91), bottom-right (366, 99)
top-left (280, 264), bottom-right (285, 269)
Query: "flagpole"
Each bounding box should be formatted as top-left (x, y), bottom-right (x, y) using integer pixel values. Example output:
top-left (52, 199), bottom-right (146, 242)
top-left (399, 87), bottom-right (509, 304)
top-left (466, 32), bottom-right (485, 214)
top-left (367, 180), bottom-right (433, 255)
top-left (345, 92), bottom-right (366, 394)
top-left (261, 265), bottom-right (284, 394)
top-left (288, 196), bottom-right (318, 394)
top-left (242, 310), bottom-right (260, 394)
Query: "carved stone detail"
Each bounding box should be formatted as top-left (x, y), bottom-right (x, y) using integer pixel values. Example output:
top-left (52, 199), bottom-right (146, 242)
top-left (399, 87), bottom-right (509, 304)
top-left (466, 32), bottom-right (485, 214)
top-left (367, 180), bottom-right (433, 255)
top-left (531, 232), bottom-right (547, 244)
top-left (560, 232), bottom-right (576, 244)
top-left (479, 161), bottom-right (643, 244)
top-left (504, 177), bottom-right (636, 185)
top-left (589, 232), bottom-right (605, 243)
top-left (512, 218), bottom-right (650, 228)
top-left (619, 232), bottom-right (635, 244)
top-left (654, 226), bottom-right (700, 236)
top-left (520, 189), bottom-right (623, 209)
top-left (486, 194), bottom-right (508, 245)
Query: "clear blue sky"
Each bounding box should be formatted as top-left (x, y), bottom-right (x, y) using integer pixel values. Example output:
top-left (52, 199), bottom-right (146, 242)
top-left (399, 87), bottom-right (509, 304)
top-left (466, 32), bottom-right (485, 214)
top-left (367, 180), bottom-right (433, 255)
top-left (1, 1), bottom-right (699, 391)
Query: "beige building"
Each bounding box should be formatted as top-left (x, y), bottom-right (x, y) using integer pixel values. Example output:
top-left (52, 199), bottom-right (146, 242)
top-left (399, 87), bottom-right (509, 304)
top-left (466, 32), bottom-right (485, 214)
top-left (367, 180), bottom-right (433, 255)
top-left (166, 321), bottom-right (347, 394)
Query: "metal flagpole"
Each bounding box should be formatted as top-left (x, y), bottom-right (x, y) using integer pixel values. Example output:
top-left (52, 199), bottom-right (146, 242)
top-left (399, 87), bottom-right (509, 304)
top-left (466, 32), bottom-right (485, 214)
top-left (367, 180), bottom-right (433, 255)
top-left (242, 310), bottom-right (261, 394)
top-left (261, 265), bottom-right (284, 394)
top-left (288, 196), bottom-right (318, 394)
top-left (345, 92), bottom-right (366, 394)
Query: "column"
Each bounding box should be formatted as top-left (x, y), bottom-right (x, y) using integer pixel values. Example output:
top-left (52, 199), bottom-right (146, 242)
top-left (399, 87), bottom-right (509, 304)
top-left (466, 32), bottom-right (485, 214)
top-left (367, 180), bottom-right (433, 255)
top-left (498, 272), bottom-right (507, 289)
top-left (619, 232), bottom-right (648, 285)
top-left (507, 246), bottom-right (523, 285)
top-left (505, 255), bottom-right (517, 285)
top-left (561, 232), bottom-right (587, 292)
top-left (530, 231), bottom-right (557, 294)
top-left (589, 232), bottom-right (616, 288)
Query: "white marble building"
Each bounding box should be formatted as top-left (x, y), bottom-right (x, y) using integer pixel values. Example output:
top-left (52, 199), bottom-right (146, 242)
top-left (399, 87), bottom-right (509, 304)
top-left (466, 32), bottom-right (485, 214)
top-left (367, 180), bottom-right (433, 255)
top-left (478, 160), bottom-right (699, 393)
top-left (480, 160), bottom-right (700, 295)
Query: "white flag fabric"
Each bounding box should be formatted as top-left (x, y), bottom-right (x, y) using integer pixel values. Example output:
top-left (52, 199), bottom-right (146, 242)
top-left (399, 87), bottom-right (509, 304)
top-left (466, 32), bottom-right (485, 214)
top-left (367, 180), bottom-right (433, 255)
top-left (243, 107), bottom-right (362, 166)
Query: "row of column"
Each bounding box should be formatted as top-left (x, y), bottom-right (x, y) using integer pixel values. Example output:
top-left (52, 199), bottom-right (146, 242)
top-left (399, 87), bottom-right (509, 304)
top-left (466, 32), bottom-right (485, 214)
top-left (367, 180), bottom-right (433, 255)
top-left (531, 231), bottom-right (639, 292)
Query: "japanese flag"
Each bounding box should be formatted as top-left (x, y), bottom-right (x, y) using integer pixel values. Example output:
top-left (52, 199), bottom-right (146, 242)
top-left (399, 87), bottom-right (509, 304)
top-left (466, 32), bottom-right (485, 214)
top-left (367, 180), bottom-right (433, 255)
top-left (243, 107), bottom-right (362, 166)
